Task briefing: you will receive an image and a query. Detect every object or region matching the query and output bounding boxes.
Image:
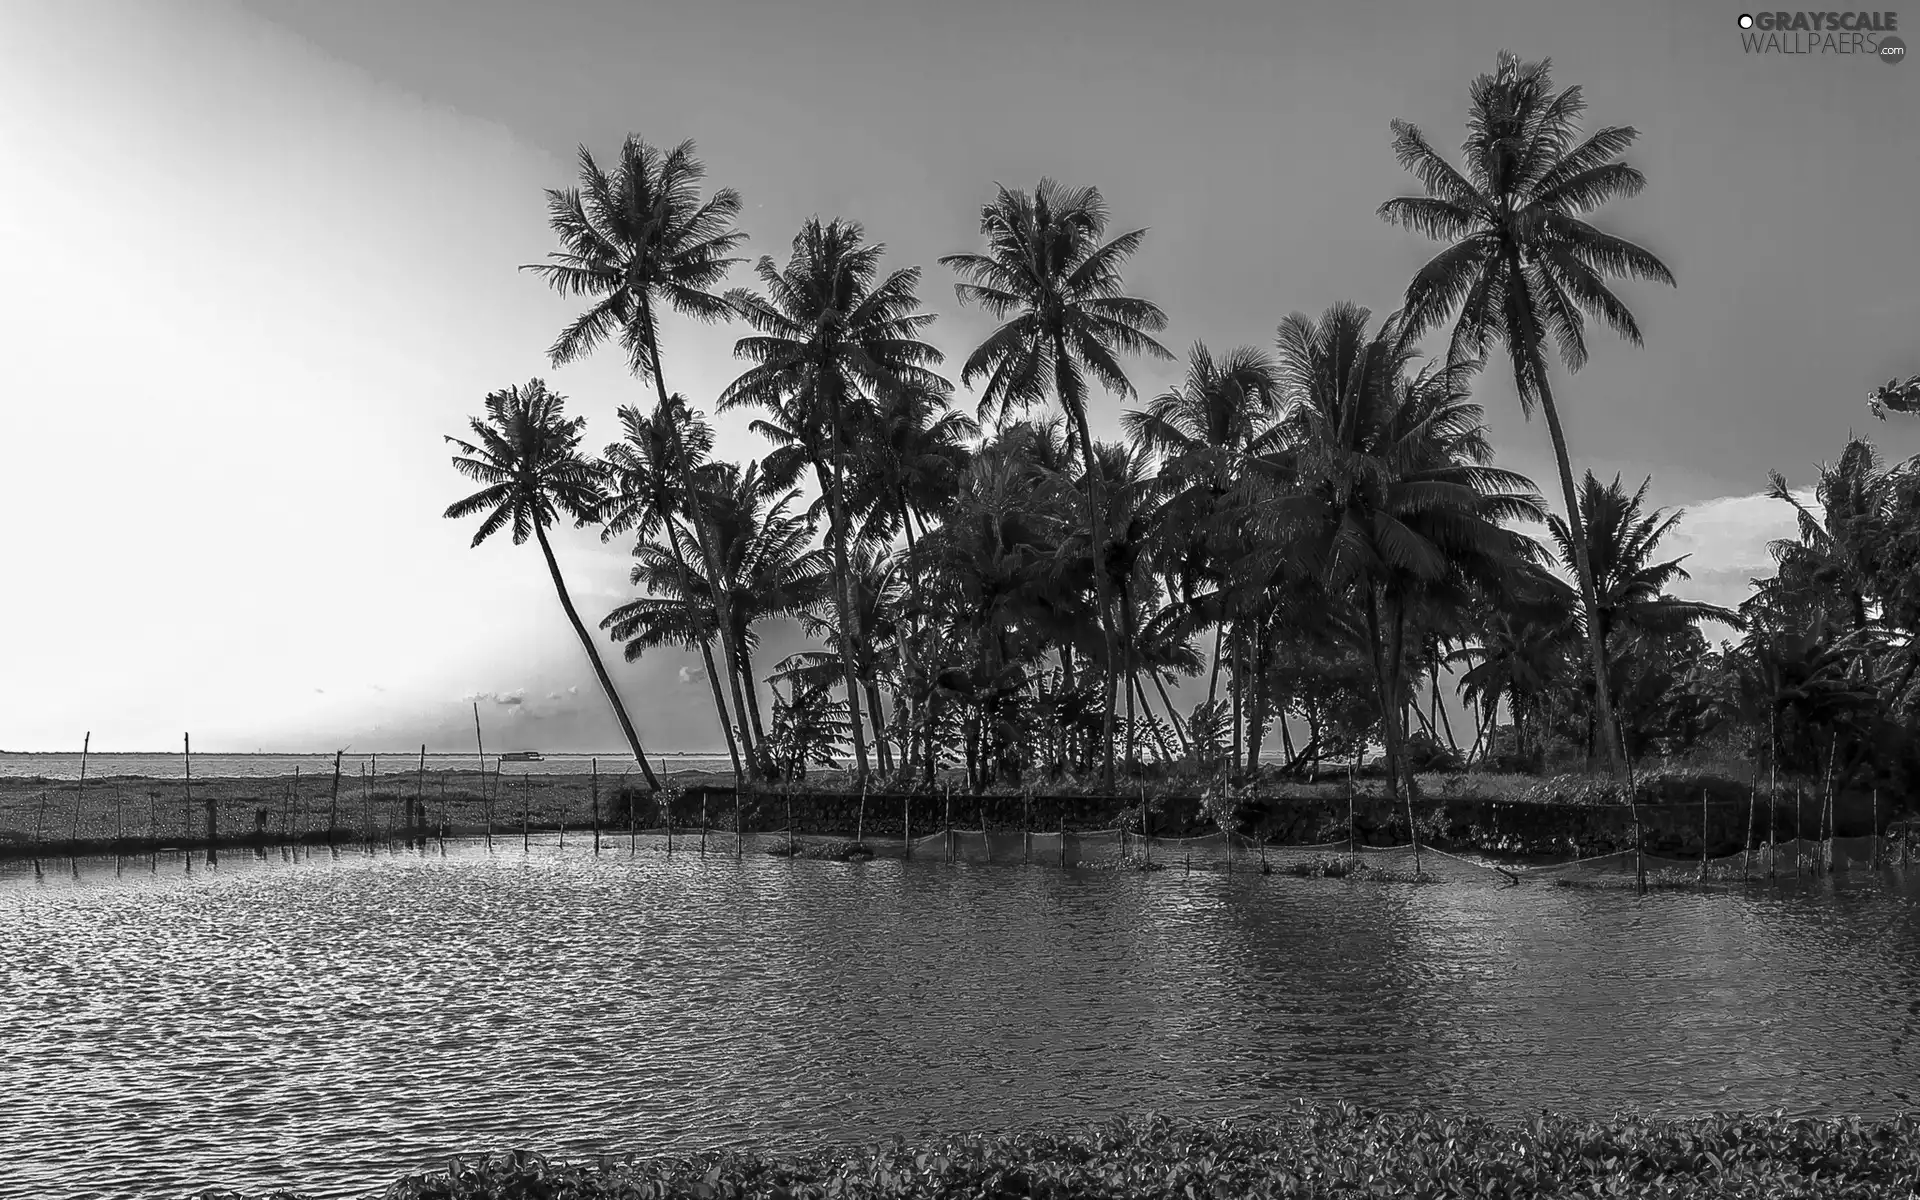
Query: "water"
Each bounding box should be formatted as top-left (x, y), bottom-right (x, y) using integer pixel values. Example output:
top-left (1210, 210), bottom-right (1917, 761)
top-left (0, 752), bottom-right (732, 781)
top-left (4, 843), bottom-right (1919, 1199)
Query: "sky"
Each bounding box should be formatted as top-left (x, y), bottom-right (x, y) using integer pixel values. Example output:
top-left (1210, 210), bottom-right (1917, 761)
top-left (1, 0), bottom-right (1915, 754)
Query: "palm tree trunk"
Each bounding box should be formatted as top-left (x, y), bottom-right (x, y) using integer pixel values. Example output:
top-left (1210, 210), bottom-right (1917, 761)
top-left (1432, 673), bottom-right (1458, 753)
top-left (644, 353), bottom-right (758, 783)
top-left (737, 642), bottom-right (768, 751)
top-left (898, 489), bottom-right (932, 779)
top-left (1120, 582), bottom-right (1138, 775)
top-left (816, 440), bottom-right (872, 781)
top-left (663, 518), bottom-right (745, 784)
top-left (1519, 335), bottom-right (1624, 781)
top-left (1207, 623), bottom-right (1226, 707)
top-left (533, 523), bottom-right (659, 791)
top-left (1151, 672), bottom-right (1191, 755)
top-left (1067, 412), bottom-right (1120, 792)
top-left (864, 677), bottom-right (892, 772)
top-left (1132, 672), bottom-right (1176, 762)
top-left (1364, 588), bottom-right (1406, 802)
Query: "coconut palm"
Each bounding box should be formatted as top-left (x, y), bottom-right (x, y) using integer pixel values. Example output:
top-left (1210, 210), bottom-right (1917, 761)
top-left (1378, 51), bottom-right (1677, 782)
top-left (598, 398), bottom-right (746, 781)
top-left (443, 380), bottom-right (660, 791)
top-left (722, 217), bottom-right (951, 781)
top-left (522, 134), bottom-right (759, 772)
top-left (1251, 303), bottom-right (1546, 799)
top-left (940, 179), bottom-right (1174, 789)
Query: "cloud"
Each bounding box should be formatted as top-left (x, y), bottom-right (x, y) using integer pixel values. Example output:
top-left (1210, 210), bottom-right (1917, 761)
top-left (463, 689), bottom-right (526, 707)
top-left (677, 665), bottom-right (707, 685)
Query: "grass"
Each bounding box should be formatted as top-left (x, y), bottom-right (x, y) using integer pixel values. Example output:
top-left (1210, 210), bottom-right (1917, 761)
top-left (765, 839), bottom-right (876, 861)
top-left (182, 1106), bottom-right (1920, 1198)
top-left (1282, 854), bottom-right (1437, 884)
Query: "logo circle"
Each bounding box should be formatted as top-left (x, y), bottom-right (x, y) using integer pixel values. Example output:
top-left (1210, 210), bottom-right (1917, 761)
top-left (1738, 12), bottom-right (1754, 27)
top-left (1880, 34), bottom-right (1907, 62)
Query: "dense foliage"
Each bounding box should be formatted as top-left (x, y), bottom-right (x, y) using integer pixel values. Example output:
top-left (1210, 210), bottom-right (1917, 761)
top-left (442, 53), bottom-right (1919, 816)
top-left (192, 1107), bottom-right (1920, 1198)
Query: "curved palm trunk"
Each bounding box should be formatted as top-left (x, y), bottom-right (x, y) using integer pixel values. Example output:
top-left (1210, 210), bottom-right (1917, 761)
top-left (817, 420), bottom-right (872, 781)
top-left (1060, 342), bottom-right (1120, 792)
top-left (533, 522), bottom-right (659, 791)
top-left (663, 518), bottom-right (744, 784)
top-left (735, 637), bottom-right (769, 752)
top-left (1509, 276), bottom-right (1624, 782)
top-left (898, 490), bottom-right (933, 780)
top-left (644, 338), bottom-right (758, 785)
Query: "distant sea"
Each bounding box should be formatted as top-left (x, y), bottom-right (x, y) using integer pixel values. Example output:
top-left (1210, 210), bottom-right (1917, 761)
top-left (0, 752), bottom-right (734, 781)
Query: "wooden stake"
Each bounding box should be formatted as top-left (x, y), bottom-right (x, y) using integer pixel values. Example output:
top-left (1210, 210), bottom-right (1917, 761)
top-left (522, 773), bottom-right (530, 852)
top-left (856, 779), bottom-right (866, 845)
top-left (362, 762), bottom-right (374, 847)
top-left (438, 774), bottom-right (447, 848)
top-left (72, 731), bottom-right (90, 848)
top-left (1023, 786), bottom-right (1031, 864)
top-left (1059, 811), bottom-right (1066, 867)
top-left (666, 790), bottom-right (674, 855)
top-left (1700, 786), bottom-right (1709, 882)
top-left (591, 759), bottom-right (600, 856)
top-left (735, 800), bottom-right (742, 861)
top-left (416, 744), bottom-right (427, 847)
top-left (114, 785), bottom-right (124, 859)
top-left (944, 782), bottom-right (952, 864)
top-left (328, 751), bottom-right (342, 847)
top-left (1743, 754), bottom-right (1758, 882)
top-left (35, 791), bottom-right (48, 855)
top-left (702, 793), bottom-right (709, 856)
top-left (1872, 787), bottom-right (1880, 868)
top-left (785, 791), bottom-right (793, 856)
top-left (903, 792), bottom-right (911, 859)
top-left (148, 791), bottom-right (157, 864)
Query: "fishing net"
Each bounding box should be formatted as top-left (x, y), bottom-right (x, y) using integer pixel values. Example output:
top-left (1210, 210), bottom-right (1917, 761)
top-left (1523, 835), bottom-right (1901, 887)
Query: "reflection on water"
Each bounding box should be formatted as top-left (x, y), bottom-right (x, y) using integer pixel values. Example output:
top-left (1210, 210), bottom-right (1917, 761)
top-left (3, 840), bottom-right (1919, 1199)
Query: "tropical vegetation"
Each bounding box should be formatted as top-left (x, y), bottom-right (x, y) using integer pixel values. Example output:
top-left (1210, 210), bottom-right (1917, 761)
top-left (442, 52), bottom-right (1920, 820)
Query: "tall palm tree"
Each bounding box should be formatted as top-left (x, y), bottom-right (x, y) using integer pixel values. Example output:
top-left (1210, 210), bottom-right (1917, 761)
top-left (723, 217), bottom-right (950, 781)
top-left (443, 380), bottom-right (660, 791)
top-left (521, 134), bottom-right (758, 771)
top-left (1378, 51), bottom-right (1676, 782)
top-left (598, 398), bottom-right (745, 781)
top-left (941, 179), bottom-right (1174, 789)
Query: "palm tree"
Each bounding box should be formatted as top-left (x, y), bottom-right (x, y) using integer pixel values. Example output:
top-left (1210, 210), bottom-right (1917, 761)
top-left (941, 179), bottom-right (1174, 789)
top-left (443, 380), bottom-right (660, 791)
top-left (1378, 51), bottom-right (1677, 782)
top-left (1252, 303), bottom-right (1545, 799)
top-left (605, 462), bottom-right (831, 760)
top-left (723, 217), bottom-right (951, 782)
top-left (598, 398), bottom-right (746, 781)
top-left (521, 134), bottom-right (758, 771)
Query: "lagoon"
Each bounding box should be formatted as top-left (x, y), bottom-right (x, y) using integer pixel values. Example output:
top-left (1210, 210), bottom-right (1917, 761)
top-left (3, 840), bottom-right (1918, 1199)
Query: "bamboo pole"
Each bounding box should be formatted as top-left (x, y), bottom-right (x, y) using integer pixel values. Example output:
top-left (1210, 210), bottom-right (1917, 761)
top-left (1059, 811), bottom-right (1066, 868)
top-left (328, 751), bottom-right (342, 847)
top-left (522, 773), bottom-right (530, 852)
top-left (1348, 760), bottom-right (1356, 854)
top-left (292, 767), bottom-right (303, 858)
top-left (591, 759), bottom-right (600, 856)
top-left (147, 791), bottom-right (157, 866)
top-left (1872, 787), bottom-right (1880, 868)
top-left (856, 780), bottom-right (865, 846)
top-left (34, 791), bottom-right (48, 857)
top-left (114, 785), bottom-right (124, 861)
top-left (944, 782), bottom-right (953, 864)
top-left (362, 762), bottom-right (374, 848)
top-left (438, 774), bottom-right (447, 849)
top-left (1700, 785), bottom-right (1709, 883)
top-left (1796, 786), bottom-right (1804, 879)
top-left (1743, 753), bottom-right (1758, 882)
top-left (416, 744), bottom-right (426, 847)
top-left (665, 790), bottom-right (674, 855)
top-left (735, 800), bottom-right (742, 861)
top-left (626, 770), bottom-right (635, 856)
top-left (1023, 786), bottom-right (1031, 865)
top-left (1824, 733), bottom-right (1838, 874)
top-left (702, 793), bottom-right (708, 856)
top-left (903, 792), bottom-right (911, 859)
top-left (785, 791), bottom-right (794, 856)
top-left (1140, 784), bottom-right (1151, 867)
top-left (1768, 714), bottom-right (1778, 881)
top-left (71, 731), bottom-right (90, 848)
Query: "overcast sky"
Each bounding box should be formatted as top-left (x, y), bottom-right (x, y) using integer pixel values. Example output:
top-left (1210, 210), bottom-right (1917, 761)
top-left (2, 0), bottom-right (1915, 753)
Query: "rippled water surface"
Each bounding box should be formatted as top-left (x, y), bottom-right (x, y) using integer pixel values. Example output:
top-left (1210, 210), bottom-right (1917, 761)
top-left (5, 840), bottom-right (1920, 1199)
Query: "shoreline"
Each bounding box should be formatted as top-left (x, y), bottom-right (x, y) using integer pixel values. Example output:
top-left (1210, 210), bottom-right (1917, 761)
top-left (178, 1106), bottom-right (1920, 1200)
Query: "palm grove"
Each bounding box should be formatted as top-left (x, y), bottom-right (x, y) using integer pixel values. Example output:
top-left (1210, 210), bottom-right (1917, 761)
top-left (445, 53), bottom-right (1920, 811)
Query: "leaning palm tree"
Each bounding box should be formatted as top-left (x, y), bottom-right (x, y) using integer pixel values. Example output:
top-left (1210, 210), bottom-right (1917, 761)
top-left (522, 134), bottom-right (758, 771)
top-left (941, 179), bottom-right (1174, 789)
top-left (599, 398), bottom-right (749, 782)
top-left (1378, 51), bottom-right (1676, 782)
top-left (443, 380), bottom-right (660, 791)
top-left (723, 217), bottom-right (951, 781)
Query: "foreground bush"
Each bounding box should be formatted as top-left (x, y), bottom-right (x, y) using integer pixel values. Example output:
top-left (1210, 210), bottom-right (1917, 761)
top-left (191, 1106), bottom-right (1920, 1199)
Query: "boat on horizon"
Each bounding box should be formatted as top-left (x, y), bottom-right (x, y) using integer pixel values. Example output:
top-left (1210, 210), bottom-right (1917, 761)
top-left (498, 750), bottom-right (544, 762)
